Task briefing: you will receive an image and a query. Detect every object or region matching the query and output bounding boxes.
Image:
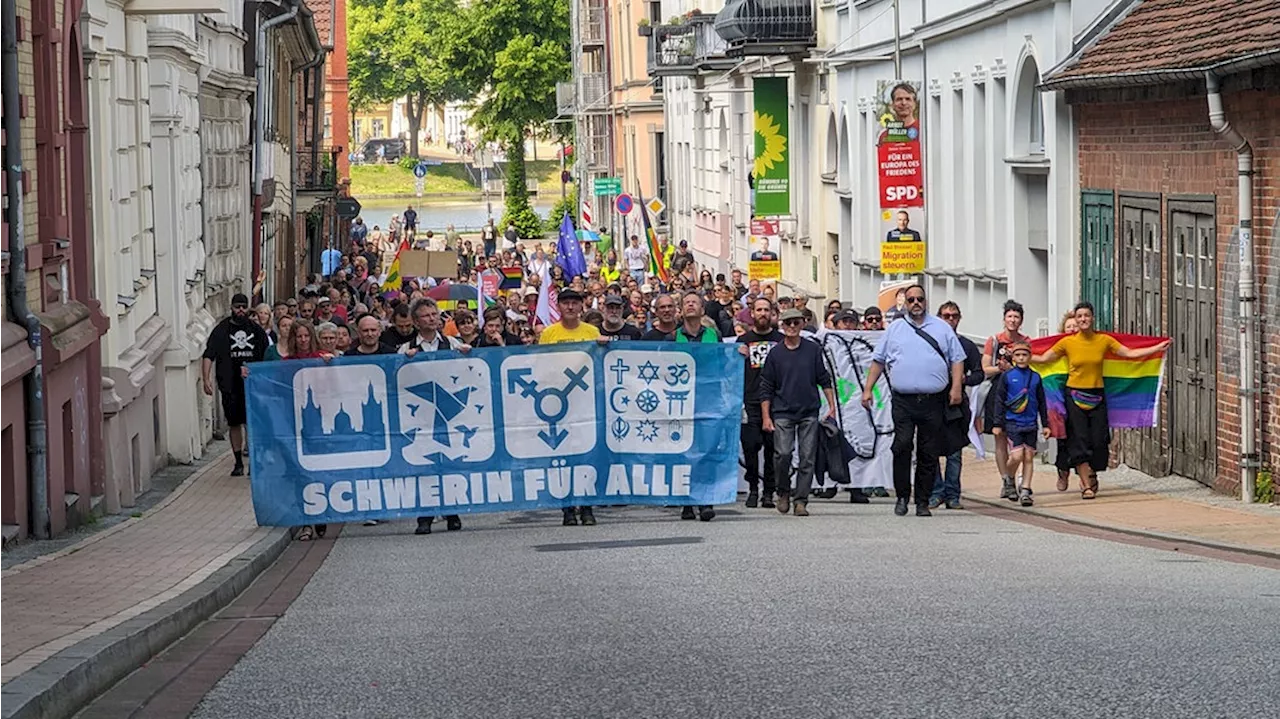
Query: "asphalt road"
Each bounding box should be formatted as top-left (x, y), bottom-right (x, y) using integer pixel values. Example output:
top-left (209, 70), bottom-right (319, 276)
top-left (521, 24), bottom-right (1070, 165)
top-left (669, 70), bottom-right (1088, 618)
top-left (191, 500), bottom-right (1280, 719)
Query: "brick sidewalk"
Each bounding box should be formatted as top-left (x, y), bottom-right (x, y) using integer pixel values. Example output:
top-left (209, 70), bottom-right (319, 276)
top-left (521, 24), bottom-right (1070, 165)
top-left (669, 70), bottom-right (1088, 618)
top-left (1, 450), bottom-right (272, 683)
top-left (959, 454), bottom-right (1280, 556)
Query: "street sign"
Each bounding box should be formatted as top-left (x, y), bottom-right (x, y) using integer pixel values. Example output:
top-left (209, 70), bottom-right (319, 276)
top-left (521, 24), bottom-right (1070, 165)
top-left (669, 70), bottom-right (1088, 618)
top-left (413, 162), bottom-right (428, 178)
top-left (593, 177), bottom-right (622, 196)
top-left (645, 196), bottom-right (666, 215)
top-left (615, 193), bottom-right (634, 215)
top-left (335, 197), bottom-right (362, 219)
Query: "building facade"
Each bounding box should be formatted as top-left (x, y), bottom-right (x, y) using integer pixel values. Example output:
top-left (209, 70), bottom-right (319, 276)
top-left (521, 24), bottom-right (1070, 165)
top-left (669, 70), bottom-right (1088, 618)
top-left (3, 0), bottom-right (109, 540)
top-left (1043, 0), bottom-right (1280, 498)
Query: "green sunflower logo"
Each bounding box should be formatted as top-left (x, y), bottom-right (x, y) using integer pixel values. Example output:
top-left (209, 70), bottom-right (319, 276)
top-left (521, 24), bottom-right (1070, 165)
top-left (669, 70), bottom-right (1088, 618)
top-left (754, 110), bottom-right (786, 178)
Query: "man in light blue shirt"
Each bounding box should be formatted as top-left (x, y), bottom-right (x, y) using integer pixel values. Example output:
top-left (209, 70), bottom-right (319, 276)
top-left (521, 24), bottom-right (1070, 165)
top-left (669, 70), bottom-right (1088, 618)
top-left (321, 245), bottom-right (343, 278)
top-left (861, 284), bottom-right (964, 517)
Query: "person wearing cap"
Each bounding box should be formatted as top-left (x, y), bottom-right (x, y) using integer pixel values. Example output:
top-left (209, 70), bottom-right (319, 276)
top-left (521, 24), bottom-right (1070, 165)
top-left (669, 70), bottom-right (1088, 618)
top-left (539, 288), bottom-right (605, 526)
top-left (833, 309), bottom-right (861, 330)
top-left (202, 293), bottom-right (268, 476)
top-left (601, 295), bottom-right (643, 340)
top-left (862, 306), bottom-right (884, 330)
top-left (669, 240), bottom-right (694, 277)
top-left (759, 308), bottom-right (836, 517)
top-left (861, 285), bottom-right (965, 517)
top-left (989, 340), bottom-right (1050, 506)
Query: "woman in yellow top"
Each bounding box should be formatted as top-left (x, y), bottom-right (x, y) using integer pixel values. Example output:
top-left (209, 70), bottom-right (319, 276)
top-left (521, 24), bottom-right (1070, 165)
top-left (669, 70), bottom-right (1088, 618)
top-left (1031, 302), bottom-right (1169, 499)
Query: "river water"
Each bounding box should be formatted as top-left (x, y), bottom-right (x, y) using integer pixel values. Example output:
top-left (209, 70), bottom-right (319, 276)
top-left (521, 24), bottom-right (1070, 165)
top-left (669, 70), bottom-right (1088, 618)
top-left (356, 198), bottom-right (555, 235)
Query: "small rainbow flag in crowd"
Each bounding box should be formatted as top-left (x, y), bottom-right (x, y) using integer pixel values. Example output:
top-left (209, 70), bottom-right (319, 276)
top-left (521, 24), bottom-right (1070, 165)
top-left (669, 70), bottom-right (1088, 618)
top-left (1030, 332), bottom-right (1168, 438)
top-left (381, 239), bottom-right (410, 291)
top-left (499, 266), bottom-right (523, 290)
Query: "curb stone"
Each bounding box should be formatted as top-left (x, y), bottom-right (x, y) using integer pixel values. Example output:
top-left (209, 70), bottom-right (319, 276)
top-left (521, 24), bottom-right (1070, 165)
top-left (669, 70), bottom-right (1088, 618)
top-left (962, 493), bottom-right (1280, 561)
top-left (0, 527), bottom-right (291, 719)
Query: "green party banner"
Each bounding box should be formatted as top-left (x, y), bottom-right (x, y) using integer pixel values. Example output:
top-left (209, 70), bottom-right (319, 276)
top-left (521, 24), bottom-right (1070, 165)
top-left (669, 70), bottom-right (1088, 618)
top-left (753, 77), bottom-right (790, 216)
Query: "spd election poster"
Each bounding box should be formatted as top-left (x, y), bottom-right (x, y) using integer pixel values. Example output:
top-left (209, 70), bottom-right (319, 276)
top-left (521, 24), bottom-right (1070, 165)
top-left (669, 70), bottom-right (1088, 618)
top-left (877, 80), bottom-right (926, 275)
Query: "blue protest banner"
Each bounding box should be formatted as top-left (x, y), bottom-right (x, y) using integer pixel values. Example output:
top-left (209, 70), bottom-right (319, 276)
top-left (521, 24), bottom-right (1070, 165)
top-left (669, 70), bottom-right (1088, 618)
top-left (244, 343), bottom-right (744, 526)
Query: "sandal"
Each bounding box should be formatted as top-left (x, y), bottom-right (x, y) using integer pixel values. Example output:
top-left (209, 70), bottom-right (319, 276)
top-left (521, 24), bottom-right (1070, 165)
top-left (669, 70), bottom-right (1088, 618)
top-left (1081, 474), bottom-right (1099, 500)
top-left (296, 526), bottom-right (315, 542)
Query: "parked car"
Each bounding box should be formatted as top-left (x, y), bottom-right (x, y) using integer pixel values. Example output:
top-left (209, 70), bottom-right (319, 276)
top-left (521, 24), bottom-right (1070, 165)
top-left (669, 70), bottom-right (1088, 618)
top-left (359, 137), bottom-right (407, 164)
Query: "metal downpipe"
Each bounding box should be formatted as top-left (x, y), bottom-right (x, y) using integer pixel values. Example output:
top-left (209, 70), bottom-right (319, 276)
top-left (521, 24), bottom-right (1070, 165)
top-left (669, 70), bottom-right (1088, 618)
top-left (1205, 72), bottom-right (1257, 504)
top-left (2, 0), bottom-right (50, 538)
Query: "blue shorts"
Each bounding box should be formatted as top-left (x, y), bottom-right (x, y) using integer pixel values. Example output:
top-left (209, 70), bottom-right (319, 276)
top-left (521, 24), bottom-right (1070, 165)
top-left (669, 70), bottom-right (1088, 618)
top-left (1006, 429), bottom-right (1039, 450)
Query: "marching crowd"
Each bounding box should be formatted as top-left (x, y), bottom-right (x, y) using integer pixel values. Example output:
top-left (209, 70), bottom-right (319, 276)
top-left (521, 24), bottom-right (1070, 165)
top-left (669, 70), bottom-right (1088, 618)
top-left (201, 209), bottom-right (1169, 540)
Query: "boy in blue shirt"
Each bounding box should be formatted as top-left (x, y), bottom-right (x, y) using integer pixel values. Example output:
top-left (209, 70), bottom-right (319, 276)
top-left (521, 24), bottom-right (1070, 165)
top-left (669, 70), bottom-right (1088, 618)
top-left (990, 342), bottom-right (1051, 506)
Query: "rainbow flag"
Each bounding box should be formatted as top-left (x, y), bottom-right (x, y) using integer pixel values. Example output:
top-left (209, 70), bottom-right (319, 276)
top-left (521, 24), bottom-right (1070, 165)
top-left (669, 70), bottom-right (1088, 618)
top-left (381, 239), bottom-right (410, 291)
top-left (499, 266), bottom-right (523, 290)
top-left (1030, 332), bottom-right (1168, 438)
top-left (636, 186), bottom-right (670, 283)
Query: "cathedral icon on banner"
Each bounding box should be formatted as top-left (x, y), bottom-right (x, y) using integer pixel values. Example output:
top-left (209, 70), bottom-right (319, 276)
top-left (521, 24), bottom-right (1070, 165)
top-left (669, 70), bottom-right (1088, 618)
top-left (299, 383), bottom-right (387, 455)
top-left (292, 365), bottom-right (392, 471)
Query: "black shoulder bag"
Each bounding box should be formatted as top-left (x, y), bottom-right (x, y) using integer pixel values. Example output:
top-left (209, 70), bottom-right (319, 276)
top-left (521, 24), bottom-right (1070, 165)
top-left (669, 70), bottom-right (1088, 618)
top-left (907, 324), bottom-right (972, 456)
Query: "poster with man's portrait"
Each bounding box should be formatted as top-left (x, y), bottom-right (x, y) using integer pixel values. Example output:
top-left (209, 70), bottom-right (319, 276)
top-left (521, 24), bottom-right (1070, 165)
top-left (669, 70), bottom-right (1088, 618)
top-left (876, 80), bottom-right (926, 274)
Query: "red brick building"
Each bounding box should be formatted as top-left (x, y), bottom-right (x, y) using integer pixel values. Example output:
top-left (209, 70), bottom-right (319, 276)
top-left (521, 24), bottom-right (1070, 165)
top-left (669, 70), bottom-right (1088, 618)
top-left (2, 0), bottom-right (108, 540)
top-left (1044, 0), bottom-right (1279, 499)
top-left (305, 0), bottom-right (350, 182)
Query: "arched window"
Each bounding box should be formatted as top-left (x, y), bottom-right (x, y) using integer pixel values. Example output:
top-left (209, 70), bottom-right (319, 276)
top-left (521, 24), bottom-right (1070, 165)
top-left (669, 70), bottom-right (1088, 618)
top-left (837, 112), bottom-right (851, 191)
top-left (1014, 56), bottom-right (1044, 155)
top-left (824, 113), bottom-right (838, 176)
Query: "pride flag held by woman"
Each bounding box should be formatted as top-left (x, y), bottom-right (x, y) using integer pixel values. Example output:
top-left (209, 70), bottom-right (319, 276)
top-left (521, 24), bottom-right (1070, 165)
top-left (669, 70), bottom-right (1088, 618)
top-left (1030, 332), bottom-right (1169, 439)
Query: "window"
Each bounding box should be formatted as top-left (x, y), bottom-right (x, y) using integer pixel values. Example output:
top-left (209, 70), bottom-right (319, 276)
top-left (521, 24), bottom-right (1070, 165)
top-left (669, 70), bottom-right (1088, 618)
top-left (324, 113), bottom-right (332, 140)
top-left (372, 118), bottom-right (385, 138)
top-left (1014, 57), bottom-right (1044, 155)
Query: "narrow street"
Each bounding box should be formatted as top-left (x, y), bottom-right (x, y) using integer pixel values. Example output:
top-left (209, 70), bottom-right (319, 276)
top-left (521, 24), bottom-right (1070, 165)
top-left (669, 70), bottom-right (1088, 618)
top-left (73, 497), bottom-right (1279, 719)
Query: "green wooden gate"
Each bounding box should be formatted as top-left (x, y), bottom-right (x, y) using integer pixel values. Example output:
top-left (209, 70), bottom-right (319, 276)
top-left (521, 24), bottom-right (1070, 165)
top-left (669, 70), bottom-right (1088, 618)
top-left (1080, 191), bottom-right (1115, 330)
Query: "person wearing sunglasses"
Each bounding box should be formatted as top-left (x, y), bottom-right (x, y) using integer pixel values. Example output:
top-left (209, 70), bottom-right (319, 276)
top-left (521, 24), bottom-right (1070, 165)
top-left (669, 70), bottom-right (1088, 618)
top-left (862, 306), bottom-right (884, 330)
top-left (759, 309), bottom-right (837, 517)
top-left (861, 285), bottom-right (966, 517)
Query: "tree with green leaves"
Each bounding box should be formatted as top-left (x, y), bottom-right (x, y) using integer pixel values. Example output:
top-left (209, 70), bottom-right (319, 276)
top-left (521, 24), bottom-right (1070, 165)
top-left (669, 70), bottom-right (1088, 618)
top-left (348, 0), bottom-right (472, 159)
top-left (440, 0), bottom-right (571, 237)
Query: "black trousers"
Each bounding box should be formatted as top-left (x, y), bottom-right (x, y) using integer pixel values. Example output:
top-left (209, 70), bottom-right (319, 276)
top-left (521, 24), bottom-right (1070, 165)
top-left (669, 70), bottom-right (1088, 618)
top-left (890, 391), bottom-right (946, 504)
top-left (741, 418), bottom-right (776, 496)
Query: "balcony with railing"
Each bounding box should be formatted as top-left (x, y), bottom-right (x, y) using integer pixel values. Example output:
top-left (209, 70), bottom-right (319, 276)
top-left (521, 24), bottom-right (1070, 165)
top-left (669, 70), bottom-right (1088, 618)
top-left (714, 0), bottom-right (815, 56)
top-left (580, 71), bottom-right (609, 111)
top-left (581, 0), bottom-right (605, 46)
top-left (297, 146), bottom-right (341, 193)
top-left (647, 14), bottom-right (738, 77)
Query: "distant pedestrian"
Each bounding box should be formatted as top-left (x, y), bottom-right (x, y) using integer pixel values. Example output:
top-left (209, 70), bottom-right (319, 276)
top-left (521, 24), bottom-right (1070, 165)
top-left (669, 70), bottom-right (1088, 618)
top-left (861, 285), bottom-right (965, 517)
top-left (481, 219), bottom-right (498, 257)
top-left (623, 235), bottom-right (648, 284)
top-left (760, 308), bottom-right (836, 517)
top-left (981, 300), bottom-right (1031, 500)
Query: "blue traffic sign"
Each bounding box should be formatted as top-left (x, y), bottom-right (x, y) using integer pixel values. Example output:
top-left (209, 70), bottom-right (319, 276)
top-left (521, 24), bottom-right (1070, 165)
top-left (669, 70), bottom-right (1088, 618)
top-left (615, 193), bottom-right (634, 214)
top-left (413, 162), bottom-right (429, 178)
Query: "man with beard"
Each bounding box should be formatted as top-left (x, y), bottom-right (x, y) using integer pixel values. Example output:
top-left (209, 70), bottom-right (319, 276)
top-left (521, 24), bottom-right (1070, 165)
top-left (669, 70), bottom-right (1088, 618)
top-left (641, 293), bottom-right (680, 341)
top-left (380, 304), bottom-right (417, 348)
top-left (600, 295), bottom-right (643, 340)
top-left (202, 293), bottom-right (268, 476)
top-left (861, 285), bottom-right (965, 517)
top-left (737, 297), bottom-right (782, 508)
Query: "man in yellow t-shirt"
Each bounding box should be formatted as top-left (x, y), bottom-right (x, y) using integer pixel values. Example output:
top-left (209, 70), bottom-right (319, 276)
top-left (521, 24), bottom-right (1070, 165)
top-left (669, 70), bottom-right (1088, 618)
top-left (538, 289), bottom-right (602, 345)
top-left (537, 288), bottom-right (602, 526)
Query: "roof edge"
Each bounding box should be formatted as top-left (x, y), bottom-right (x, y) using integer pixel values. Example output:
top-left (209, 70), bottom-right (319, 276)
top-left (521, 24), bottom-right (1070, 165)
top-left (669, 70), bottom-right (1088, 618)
top-left (1042, 0), bottom-right (1141, 86)
top-left (1041, 48), bottom-right (1280, 91)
